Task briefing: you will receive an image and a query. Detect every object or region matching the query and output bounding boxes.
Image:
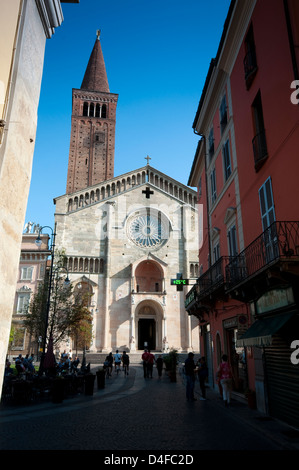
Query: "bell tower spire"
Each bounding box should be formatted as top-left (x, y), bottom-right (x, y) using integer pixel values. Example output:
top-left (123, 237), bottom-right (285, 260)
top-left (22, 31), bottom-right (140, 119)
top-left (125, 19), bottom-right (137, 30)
top-left (66, 31), bottom-right (118, 194)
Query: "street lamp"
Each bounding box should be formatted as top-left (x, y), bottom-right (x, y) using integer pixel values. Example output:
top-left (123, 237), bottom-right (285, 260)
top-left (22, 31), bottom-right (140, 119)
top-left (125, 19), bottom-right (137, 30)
top-left (36, 223), bottom-right (72, 374)
top-left (35, 223), bottom-right (56, 373)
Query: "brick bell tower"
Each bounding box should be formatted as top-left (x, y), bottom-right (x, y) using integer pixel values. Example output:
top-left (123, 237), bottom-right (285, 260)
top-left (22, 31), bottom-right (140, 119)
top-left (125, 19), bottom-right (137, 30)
top-left (66, 31), bottom-right (118, 194)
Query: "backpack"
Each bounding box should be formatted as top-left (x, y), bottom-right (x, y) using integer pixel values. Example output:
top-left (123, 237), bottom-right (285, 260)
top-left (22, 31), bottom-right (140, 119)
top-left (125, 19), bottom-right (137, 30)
top-left (122, 354), bottom-right (129, 365)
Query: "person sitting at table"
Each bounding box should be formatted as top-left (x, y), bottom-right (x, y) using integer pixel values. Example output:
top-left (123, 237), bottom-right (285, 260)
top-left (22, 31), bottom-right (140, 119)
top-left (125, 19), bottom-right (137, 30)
top-left (5, 359), bottom-right (13, 376)
top-left (15, 355), bottom-right (25, 375)
top-left (27, 354), bottom-right (35, 373)
top-left (71, 356), bottom-right (80, 372)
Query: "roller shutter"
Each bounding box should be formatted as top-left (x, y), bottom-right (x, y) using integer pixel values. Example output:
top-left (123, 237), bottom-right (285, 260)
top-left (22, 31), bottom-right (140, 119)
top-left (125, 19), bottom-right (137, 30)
top-left (264, 332), bottom-right (299, 428)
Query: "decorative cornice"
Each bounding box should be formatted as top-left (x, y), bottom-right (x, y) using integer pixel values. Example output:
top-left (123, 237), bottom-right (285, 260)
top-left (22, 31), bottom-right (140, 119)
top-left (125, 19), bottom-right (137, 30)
top-left (73, 89), bottom-right (118, 103)
top-left (35, 0), bottom-right (64, 39)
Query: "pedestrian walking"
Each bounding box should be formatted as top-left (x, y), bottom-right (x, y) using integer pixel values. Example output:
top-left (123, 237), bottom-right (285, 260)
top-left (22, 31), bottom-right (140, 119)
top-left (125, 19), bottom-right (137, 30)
top-left (184, 352), bottom-right (197, 401)
top-left (105, 352), bottom-right (113, 377)
top-left (197, 357), bottom-right (208, 400)
top-left (114, 350), bottom-right (122, 371)
top-left (147, 350), bottom-right (155, 378)
top-left (216, 354), bottom-right (234, 407)
top-left (142, 349), bottom-right (149, 378)
top-left (156, 355), bottom-right (163, 379)
top-left (122, 351), bottom-right (130, 375)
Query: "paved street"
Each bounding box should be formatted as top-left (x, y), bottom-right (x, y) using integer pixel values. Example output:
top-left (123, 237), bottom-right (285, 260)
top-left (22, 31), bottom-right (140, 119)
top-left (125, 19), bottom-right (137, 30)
top-left (0, 364), bottom-right (298, 455)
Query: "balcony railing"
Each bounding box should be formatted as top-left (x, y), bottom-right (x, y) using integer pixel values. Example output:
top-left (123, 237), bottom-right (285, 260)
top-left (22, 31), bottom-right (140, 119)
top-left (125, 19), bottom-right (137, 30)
top-left (185, 284), bottom-right (198, 309)
top-left (226, 221), bottom-right (299, 291)
top-left (197, 256), bottom-right (231, 300)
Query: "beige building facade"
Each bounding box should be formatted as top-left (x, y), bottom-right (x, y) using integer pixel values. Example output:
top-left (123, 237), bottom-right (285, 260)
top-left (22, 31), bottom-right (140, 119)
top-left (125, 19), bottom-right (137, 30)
top-left (11, 226), bottom-right (50, 357)
top-left (55, 166), bottom-right (200, 353)
top-left (54, 34), bottom-right (200, 353)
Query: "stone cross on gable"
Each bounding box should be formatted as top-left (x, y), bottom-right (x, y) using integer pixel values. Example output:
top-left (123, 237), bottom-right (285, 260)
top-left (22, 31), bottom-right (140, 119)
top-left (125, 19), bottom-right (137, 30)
top-left (145, 155), bottom-right (151, 165)
top-left (142, 187), bottom-right (154, 199)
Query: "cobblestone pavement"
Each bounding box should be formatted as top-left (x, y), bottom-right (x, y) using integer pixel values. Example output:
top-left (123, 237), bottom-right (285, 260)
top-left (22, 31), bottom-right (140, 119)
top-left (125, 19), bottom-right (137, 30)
top-left (0, 364), bottom-right (298, 454)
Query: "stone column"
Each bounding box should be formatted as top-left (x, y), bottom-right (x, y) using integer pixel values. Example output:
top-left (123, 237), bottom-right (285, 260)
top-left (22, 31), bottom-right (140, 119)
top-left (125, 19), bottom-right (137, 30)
top-left (162, 315), bottom-right (168, 352)
top-left (130, 309), bottom-right (136, 351)
top-left (102, 202), bottom-right (114, 352)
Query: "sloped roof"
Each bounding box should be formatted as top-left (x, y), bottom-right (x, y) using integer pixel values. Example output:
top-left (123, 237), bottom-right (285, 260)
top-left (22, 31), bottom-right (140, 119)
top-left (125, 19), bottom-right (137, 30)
top-left (81, 36), bottom-right (110, 93)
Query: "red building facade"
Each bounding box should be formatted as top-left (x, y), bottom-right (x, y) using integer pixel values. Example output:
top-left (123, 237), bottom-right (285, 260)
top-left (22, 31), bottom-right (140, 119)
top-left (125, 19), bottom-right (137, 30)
top-left (186, 0), bottom-right (299, 428)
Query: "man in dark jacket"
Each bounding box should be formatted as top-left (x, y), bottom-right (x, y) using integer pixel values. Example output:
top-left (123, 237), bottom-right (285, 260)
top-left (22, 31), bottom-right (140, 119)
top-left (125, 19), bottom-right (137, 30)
top-left (184, 352), bottom-right (197, 401)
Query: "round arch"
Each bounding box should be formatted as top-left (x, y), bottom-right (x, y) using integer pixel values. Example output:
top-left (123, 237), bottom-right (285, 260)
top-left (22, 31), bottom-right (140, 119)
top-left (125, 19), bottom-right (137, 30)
top-left (135, 260), bottom-right (164, 293)
top-left (134, 299), bottom-right (164, 351)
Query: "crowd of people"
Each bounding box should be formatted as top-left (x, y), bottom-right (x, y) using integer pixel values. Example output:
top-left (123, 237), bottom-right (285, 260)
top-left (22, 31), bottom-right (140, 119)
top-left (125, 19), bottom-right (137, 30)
top-left (4, 348), bottom-right (235, 408)
top-left (6, 348), bottom-right (234, 404)
top-left (56, 350), bottom-right (81, 374)
top-left (4, 350), bottom-right (82, 378)
top-left (184, 352), bottom-right (235, 406)
top-left (5, 354), bottom-right (36, 376)
top-left (102, 349), bottom-right (165, 380)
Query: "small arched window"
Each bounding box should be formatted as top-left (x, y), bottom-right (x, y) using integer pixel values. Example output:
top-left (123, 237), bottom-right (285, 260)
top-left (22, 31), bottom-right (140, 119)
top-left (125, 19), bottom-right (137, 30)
top-left (102, 104), bottom-right (107, 118)
top-left (83, 102), bottom-right (88, 116)
top-left (95, 104), bottom-right (100, 117)
top-left (89, 103), bottom-right (94, 117)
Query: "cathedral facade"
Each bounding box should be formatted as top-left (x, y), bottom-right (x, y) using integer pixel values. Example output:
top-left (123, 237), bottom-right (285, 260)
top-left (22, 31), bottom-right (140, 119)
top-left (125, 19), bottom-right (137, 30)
top-left (54, 34), bottom-right (199, 353)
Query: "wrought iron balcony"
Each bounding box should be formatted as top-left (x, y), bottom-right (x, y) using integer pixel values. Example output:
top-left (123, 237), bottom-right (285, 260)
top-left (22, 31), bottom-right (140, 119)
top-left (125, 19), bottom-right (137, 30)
top-left (185, 284), bottom-right (198, 309)
top-left (185, 256), bottom-right (231, 314)
top-left (225, 221), bottom-right (299, 292)
top-left (197, 256), bottom-right (231, 301)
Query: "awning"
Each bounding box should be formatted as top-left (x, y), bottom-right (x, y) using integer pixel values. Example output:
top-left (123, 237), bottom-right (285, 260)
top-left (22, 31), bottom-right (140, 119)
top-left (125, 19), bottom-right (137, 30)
top-left (236, 311), bottom-right (297, 347)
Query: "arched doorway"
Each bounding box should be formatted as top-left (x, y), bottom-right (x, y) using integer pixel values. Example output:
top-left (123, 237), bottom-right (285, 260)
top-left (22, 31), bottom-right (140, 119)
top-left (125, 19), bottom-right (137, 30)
top-left (135, 301), bottom-right (163, 351)
top-left (138, 318), bottom-right (156, 350)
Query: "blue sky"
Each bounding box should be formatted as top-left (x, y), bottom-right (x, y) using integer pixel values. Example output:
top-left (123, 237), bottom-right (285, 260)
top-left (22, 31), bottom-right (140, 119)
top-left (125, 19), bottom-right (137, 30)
top-left (25, 0), bottom-right (231, 230)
